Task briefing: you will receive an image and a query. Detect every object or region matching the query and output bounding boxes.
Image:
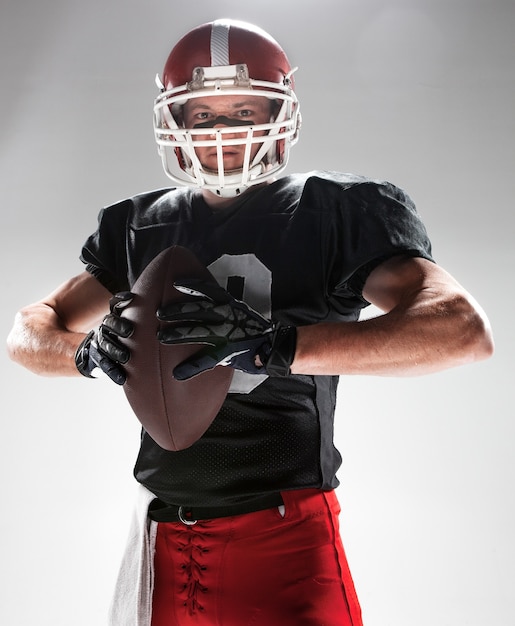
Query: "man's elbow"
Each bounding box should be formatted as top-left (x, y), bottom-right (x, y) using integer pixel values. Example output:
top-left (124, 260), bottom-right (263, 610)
top-left (457, 295), bottom-right (494, 364)
top-left (471, 318), bottom-right (494, 363)
top-left (6, 311), bottom-right (26, 364)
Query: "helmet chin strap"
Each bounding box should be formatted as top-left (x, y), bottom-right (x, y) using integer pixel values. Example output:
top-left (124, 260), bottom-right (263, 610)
top-left (213, 186), bottom-right (246, 198)
top-left (202, 162), bottom-right (265, 198)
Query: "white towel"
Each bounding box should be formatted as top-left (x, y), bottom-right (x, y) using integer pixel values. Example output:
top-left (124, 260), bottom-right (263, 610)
top-left (108, 484), bottom-right (157, 626)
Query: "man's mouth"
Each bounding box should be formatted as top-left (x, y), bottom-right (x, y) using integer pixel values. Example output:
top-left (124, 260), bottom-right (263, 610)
top-left (207, 148), bottom-right (240, 158)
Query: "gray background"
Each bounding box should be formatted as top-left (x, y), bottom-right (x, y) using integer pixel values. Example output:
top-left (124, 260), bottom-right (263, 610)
top-left (1, 0), bottom-right (513, 624)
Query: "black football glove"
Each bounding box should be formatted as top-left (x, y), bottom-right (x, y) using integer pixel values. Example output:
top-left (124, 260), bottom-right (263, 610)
top-left (157, 279), bottom-right (297, 380)
top-left (75, 291), bottom-right (134, 385)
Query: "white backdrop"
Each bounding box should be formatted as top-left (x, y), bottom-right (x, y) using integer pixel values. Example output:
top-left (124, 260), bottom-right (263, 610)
top-left (1, 1), bottom-right (513, 624)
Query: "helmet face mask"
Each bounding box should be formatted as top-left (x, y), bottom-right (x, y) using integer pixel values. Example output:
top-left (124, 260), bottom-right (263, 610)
top-left (153, 20), bottom-right (301, 197)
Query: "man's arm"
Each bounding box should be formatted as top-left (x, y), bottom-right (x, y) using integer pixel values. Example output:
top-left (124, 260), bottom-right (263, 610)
top-left (291, 256), bottom-right (494, 376)
top-left (6, 272), bottom-right (112, 377)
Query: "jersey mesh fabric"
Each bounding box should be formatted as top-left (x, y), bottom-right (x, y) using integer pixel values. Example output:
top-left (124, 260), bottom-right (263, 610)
top-left (133, 375), bottom-right (337, 507)
top-left (80, 171), bottom-right (433, 506)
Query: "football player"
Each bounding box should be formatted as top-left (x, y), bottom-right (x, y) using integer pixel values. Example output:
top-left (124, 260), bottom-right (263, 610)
top-left (7, 19), bottom-right (493, 626)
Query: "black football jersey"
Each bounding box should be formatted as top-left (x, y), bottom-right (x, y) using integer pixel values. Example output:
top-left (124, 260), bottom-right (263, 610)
top-left (81, 171), bottom-right (433, 506)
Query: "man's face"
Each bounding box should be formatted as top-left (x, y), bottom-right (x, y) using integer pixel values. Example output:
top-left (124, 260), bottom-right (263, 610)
top-left (182, 94), bottom-right (273, 172)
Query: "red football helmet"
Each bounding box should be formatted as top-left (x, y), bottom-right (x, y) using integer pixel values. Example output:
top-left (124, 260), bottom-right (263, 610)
top-left (153, 19), bottom-right (301, 197)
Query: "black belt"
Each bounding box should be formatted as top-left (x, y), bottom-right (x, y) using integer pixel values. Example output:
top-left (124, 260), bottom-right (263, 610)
top-left (148, 493), bottom-right (284, 525)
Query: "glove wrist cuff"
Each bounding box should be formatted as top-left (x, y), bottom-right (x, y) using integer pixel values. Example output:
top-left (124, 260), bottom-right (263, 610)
top-left (75, 330), bottom-right (96, 378)
top-left (263, 325), bottom-right (297, 377)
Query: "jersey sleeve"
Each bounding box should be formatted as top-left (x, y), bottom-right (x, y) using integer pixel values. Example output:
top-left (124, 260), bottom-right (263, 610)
top-left (79, 200), bottom-right (131, 294)
top-left (325, 177), bottom-right (434, 308)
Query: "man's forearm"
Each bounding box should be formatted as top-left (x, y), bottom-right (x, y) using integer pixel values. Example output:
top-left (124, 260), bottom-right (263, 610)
top-left (291, 291), bottom-right (493, 377)
top-left (7, 303), bottom-right (86, 377)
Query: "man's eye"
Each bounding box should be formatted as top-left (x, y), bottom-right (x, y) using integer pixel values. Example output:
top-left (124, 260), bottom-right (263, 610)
top-left (196, 112), bottom-right (211, 120)
top-left (238, 109), bottom-right (253, 118)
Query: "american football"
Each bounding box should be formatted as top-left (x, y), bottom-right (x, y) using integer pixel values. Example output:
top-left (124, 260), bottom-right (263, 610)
top-left (122, 245), bottom-right (233, 451)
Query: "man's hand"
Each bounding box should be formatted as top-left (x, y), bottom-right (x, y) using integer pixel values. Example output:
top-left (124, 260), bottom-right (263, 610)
top-left (75, 291), bottom-right (134, 385)
top-left (157, 279), bottom-right (297, 380)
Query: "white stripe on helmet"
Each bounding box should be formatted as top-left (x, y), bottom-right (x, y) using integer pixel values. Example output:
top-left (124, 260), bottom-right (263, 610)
top-left (210, 19), bottom-right (231, 66)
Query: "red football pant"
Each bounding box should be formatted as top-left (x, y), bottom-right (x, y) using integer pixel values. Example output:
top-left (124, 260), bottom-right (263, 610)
top-left (151, 489), bottom-right (363, 626)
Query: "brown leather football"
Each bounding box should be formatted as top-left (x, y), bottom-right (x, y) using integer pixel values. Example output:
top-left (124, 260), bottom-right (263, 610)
top-left (122, 246), bottom-right (233, 451)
